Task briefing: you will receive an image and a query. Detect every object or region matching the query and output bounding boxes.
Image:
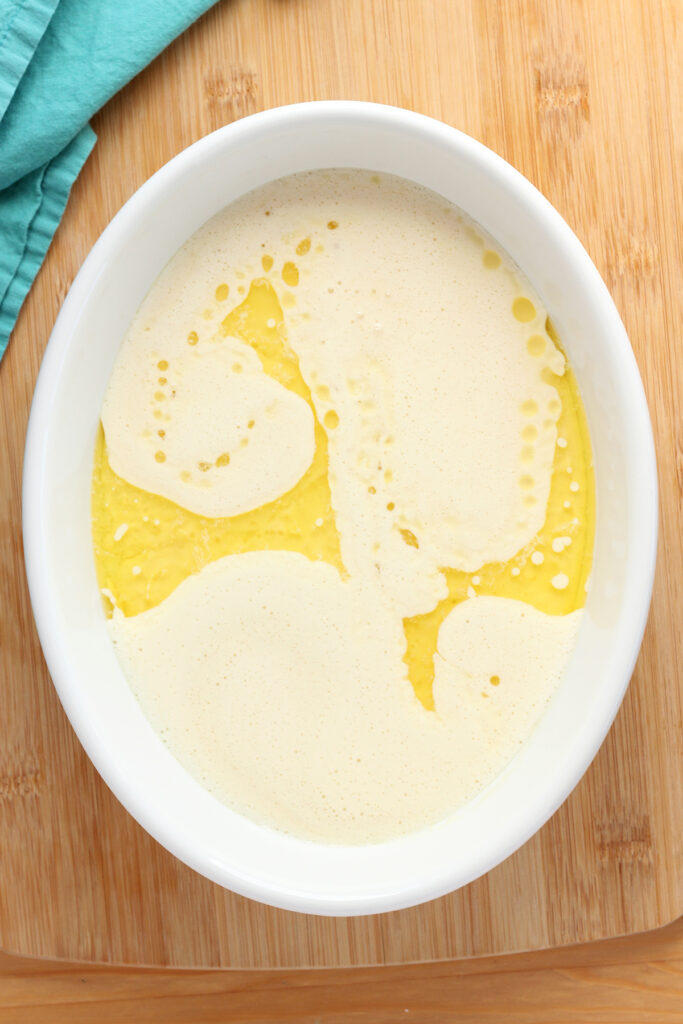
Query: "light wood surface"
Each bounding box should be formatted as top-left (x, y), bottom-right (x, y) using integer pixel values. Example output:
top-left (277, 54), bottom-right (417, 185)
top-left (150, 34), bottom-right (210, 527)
top-left (0, 0), bottom-right (681, 970)
top-left (0, 918), bottom-right (682, 1022)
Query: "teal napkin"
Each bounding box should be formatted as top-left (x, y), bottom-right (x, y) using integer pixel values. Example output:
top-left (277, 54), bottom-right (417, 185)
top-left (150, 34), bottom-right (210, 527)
top-left (0, 0), bottom-right (217, 360)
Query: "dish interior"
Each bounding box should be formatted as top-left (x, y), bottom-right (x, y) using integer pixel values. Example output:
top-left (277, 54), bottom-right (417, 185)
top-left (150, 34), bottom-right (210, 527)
top-left (92, 169), bottom-right (594, 846)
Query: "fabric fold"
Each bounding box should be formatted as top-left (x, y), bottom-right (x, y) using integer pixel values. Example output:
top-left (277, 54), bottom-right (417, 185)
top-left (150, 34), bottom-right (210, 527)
top-left (0, 127), bottom-right (95, 352)
top-left (0, 0), bottom-right (59, 121)
top-left (0, 0), bottom-right (217, 359)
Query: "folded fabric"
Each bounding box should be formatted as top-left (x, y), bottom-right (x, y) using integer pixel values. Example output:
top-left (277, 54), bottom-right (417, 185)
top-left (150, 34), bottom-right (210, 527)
top-left (0, 0), bottom-right (217, 361)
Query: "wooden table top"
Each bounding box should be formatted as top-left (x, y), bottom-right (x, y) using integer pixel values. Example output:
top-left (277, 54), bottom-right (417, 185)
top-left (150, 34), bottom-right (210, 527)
top-left (1, 918), bottom-right (682, 1021)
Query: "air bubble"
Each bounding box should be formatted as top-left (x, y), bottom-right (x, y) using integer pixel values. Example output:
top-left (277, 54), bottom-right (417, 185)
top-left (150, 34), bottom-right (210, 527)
top-left (526, 335), bottom-right (546, 357)
top-left (512, 297), bottom-right (536, 323)
top-left (282, 262), bottom-right (299, 287)
top-left (399, 528), bottom-right (419, 548)
top-left (552, 536), bottom-right (571, 553)
top-left (483, 250), bottom-right (501, 269)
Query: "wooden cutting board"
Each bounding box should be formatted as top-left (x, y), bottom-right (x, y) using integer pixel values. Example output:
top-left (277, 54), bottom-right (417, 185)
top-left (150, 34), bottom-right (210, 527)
top-left (0, 0), bottom-right (680, 969)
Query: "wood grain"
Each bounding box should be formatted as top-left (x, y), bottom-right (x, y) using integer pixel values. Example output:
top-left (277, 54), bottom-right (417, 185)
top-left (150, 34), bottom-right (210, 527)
top-left (0, 0), bottom-right (681, 968)
top-left (0, 917), bottom-right (682, 1022)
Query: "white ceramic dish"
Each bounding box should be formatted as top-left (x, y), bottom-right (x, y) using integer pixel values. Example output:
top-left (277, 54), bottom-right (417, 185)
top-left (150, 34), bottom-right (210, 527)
top-left (23, 102), bottom-right (657, 916)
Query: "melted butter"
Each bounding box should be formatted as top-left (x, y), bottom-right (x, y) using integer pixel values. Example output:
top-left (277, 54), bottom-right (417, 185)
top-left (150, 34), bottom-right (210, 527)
top-left (92, 281), bottom-right (343, 618)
